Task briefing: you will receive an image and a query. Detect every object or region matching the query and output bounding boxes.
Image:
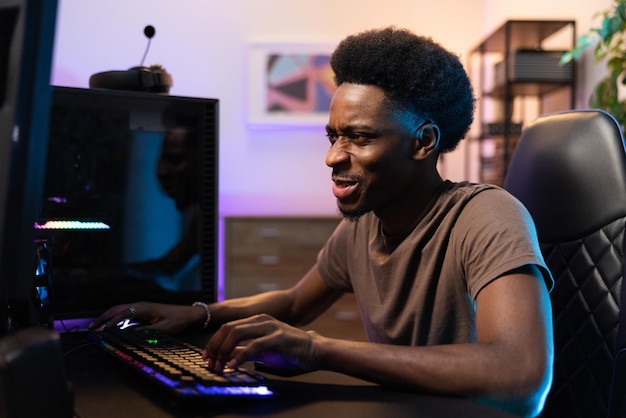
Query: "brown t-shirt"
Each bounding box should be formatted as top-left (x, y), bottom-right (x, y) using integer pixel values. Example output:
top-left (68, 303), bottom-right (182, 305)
top-left (317, 181), bottom-right (552, 346)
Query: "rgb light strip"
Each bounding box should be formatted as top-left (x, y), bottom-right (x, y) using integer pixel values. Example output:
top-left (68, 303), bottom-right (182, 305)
top-left (34, 220), bottom-right (111, 230)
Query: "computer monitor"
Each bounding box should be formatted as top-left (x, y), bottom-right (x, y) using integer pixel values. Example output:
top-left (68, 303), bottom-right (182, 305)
top-left (0, 0), bottom-right (58, 336)
top-left (36, 86), bottom-right (219, 325)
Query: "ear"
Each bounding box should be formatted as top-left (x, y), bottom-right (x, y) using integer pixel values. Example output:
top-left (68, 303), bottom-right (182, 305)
top-left (413, 123), bottom-right (441, 159)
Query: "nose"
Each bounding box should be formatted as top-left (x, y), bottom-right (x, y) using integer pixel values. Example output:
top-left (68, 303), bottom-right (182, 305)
top-left (325, 140), bottom-right (349, 167)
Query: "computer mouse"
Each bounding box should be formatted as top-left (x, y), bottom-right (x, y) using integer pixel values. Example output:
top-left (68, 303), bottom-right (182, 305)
top-left (116, 318), bottom-right (152, 330)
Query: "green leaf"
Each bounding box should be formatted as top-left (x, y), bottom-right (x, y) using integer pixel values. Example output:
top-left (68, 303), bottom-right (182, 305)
top-left (560, 33), bottom-right (600, 64)
top-left (578, 32), bottom-right (600, 49)
top-left (600, 15), bottom-right (622, 39)
top-left (595, 41), bottom-right (606, 61)
top-left (618, 0), bottom-right (626, 21)
top-left (567, 1), bottom-right (626, 130)
top-left (589, 77), bottom-right (617, 109)
top-left (559, 50), bottom-right (575, 65)
top-left (608, 56), bottom-right (625, 73)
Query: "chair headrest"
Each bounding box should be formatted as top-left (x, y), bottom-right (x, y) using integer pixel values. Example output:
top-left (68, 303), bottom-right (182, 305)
top-left (504, 110), bottom-right (626, 242)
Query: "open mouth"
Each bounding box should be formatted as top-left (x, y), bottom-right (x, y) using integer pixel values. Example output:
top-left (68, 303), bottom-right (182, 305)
top-left (332, 178), bottom-right (358, 200)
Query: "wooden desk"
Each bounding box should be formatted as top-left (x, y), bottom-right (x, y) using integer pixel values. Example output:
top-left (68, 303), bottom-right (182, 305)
top-left (61, 332), bottom-right (518, 418)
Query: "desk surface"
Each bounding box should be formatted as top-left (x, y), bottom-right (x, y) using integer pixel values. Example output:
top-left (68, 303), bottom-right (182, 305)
top-left (61, 332), bottom-right (518, 418)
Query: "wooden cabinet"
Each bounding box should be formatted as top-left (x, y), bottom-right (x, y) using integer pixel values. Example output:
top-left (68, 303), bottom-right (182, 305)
top-left (224, 216), bottom-right (366, 341)
top-left (469, 20), bottom-right (576, 186)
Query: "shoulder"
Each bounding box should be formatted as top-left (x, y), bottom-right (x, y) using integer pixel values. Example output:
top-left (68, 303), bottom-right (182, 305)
top-left (446, 183), bottom-right (552, 295)
top-left (427, 181), bottom-right (529, 230)
top-left (444, 181), bottom-right (516, 204)
top-left (446, 182), bottom-right (530, 222)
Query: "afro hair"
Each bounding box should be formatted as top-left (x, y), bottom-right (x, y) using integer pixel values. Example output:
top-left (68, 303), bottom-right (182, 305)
top-left (330, 27), bottom-right (475, 152)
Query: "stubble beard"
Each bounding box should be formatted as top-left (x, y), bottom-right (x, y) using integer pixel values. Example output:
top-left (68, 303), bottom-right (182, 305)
top-left (338, 206), bottom-right (368, 222)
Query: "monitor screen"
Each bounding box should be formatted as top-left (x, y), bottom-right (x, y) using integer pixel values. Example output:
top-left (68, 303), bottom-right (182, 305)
top-left (35, 86), bottom-right (219, 322)
top-left (0, 0), bottom-right (58, 336)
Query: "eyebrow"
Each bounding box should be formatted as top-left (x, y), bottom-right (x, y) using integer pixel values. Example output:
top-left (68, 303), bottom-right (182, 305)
top-left (325, 123), bottom-right (377, 132)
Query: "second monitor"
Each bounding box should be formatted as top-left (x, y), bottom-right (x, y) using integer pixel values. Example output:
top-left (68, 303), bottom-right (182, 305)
top-left (35, 86), bottom-right (219, 321)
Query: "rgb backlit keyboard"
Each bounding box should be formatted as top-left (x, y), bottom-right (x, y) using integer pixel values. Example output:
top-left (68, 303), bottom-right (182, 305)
top-left (91, 325), bottom-right (274, 399)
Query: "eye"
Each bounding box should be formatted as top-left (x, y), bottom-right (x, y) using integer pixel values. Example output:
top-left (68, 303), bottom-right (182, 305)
top-left (326, 130), bottom-right (374, 146)
top-left (346, 133), bottom-right (364, 140)
top-left (346, 132), bottom-right (372, 144)
top-left (326, 131), bottom-right (338, 144)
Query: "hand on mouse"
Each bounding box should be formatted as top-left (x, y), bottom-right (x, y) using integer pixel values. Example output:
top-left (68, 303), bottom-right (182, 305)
top-left (88, 301), bottom-right (207, 334)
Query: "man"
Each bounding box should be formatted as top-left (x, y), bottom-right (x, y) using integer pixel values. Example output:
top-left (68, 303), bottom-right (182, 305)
top-left (91, 27), bottom-right (553, 417)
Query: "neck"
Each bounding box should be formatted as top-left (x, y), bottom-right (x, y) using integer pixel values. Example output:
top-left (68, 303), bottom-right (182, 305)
top-left (376, 172), bottom-right (444, 236)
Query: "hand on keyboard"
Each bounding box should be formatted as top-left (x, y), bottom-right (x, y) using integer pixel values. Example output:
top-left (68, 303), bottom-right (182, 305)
top-left (91, 325), bottom-right (274, 398)
top-left (202, 313), bottom-right (318, 375)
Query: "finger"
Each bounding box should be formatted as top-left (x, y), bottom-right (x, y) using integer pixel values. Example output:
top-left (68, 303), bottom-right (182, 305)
top-left (88, 304), bottom-right (132, 329)
top-left (225, 345), bottom-right (247, 369)
top-left (231, 332), bottom-right (288, 367)
top-left (202, 322), bottom-right (239, 370)
top-left (239, 329), bottom-right (317, 372)
top-left (203, 318), bottom-right (277, 370)
top-left (104, 304), bottom-right (142, 328)
top-left (202, 316), bottom-right (259, 360)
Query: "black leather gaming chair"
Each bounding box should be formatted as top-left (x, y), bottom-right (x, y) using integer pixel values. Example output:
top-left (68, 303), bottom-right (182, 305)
top-left (503, 109), bottom-right (626, 418)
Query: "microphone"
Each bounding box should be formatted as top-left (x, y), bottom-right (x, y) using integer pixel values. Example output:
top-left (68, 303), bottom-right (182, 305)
top-left (89, 23), bottom-right (173, 93)
top-left (144, 25), bottom-right (155, 39)
top-left (140, 25), bottom-right (156, 66)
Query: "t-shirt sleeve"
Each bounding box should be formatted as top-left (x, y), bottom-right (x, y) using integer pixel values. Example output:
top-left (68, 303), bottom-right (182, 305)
top-left (316, 219), bottom-right (354, 292)
top-left (454, 188), bottom-right (553, 299)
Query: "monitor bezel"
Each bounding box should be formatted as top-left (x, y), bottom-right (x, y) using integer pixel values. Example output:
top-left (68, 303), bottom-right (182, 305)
top-left (0, 0), bottom-right (59, 335)
top-left (42, 86), bottom-right (219, 323)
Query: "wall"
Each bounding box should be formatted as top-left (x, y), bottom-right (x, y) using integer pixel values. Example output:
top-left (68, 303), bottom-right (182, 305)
top-left (52, 0), bottom-right (486, 218)
top-left (52, 0), bottom-right (611, 218)
top-left (51, 0), bottom-right (612, 297)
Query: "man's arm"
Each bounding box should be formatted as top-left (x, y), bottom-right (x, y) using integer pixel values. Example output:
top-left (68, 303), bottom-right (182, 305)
top-left (204, 264), bottom-right (552, 417)
top-left (88, 264), bottom-right (343, 334)
top-left (207, 265), bottom-right (344, 328)
top-left (314, 265), bottom-right (552, 414)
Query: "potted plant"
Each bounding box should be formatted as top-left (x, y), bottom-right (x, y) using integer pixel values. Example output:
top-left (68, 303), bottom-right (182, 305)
top-left (561, 0), bottom-right (626, 131)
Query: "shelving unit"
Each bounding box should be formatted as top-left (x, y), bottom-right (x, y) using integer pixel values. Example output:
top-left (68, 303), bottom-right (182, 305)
top-left (469, 20), bottom-right (576, 186)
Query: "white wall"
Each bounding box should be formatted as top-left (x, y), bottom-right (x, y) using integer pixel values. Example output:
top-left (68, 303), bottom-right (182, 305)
top-left (51, 0), bottom-right (485, 218)
top-left (51, 0), bottom-right (611, 299)
top-left (51, 0), bottom-right (611, 218)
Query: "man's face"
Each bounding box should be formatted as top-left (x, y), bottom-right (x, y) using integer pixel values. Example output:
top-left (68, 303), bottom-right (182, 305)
top-left (325, 83), bottom-right (419, 220)
top-left (156, 128), bottom-right (197, 210)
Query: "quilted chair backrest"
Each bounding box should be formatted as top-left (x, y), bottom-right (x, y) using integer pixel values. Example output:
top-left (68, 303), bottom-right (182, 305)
top-left (503, 110), bottom-right (626, 418)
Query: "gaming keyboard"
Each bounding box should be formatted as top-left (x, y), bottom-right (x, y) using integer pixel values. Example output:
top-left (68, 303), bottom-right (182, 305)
top-left (90, 324), bottom-right (274, 399)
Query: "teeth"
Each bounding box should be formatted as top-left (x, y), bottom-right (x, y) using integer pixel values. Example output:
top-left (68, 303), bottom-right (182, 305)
top-left (335, 179), bottom-right (356, 187)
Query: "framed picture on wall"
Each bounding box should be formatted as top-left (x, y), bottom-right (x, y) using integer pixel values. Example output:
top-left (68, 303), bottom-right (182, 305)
top-left (247, 42), bottom-right (337, 127)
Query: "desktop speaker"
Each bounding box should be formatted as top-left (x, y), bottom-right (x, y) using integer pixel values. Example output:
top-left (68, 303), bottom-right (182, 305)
top-left (0, 327), bottom-right (73, 418)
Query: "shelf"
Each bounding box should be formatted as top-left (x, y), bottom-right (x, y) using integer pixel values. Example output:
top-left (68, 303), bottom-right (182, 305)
top-left (487, 80), bottom-right (573, 98)
top-left (469, 19), bottom-right (576, 186)
top-left (472, 20), bottom-right (575, 53)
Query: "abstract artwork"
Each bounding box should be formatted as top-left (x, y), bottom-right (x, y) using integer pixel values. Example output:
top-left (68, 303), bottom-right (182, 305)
top-left (248, 43), bottom-right (336, 127)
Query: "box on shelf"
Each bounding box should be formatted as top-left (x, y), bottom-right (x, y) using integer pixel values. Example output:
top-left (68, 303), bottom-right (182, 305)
top-left (482, 121), bottom-right (523, 137)
top-left (494, 50), bottom-right (573, 86)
